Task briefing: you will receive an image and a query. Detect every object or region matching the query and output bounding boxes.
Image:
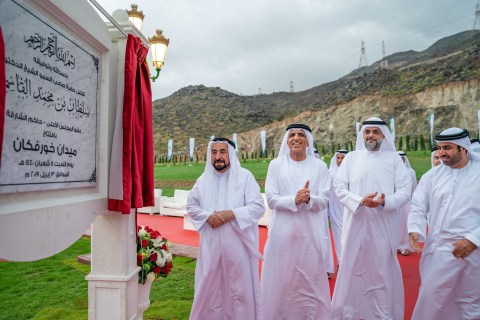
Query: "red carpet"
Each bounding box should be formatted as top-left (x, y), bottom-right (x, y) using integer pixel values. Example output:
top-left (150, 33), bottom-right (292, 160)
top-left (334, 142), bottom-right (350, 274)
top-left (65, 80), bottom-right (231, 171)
top-left (138, 214), bottom-right (420, 320)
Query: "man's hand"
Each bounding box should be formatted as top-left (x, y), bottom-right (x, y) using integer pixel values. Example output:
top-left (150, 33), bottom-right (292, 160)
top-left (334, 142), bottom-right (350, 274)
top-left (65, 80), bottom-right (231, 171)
top-left (207, 210), bottom-right (235, 228)
top-left (360, 192), bottom-right (385, 208)
top-left (295, 180), bottom-right (310, 205)
top-left (452, 239), bottom-right (477, 259)
top-left (207, 212), bottom-right (224, 228)
top-left (216, 210), bottom-right (235, 224)
top-left (409, 232), bottom-right (423, 253)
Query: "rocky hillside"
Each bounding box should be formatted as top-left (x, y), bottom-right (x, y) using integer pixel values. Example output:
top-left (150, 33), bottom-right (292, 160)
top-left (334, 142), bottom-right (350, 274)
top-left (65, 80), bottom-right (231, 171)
top-left (238, 79), bottom-right (480, 156)
top-left (152, 85), bottom-right (274, 154)
top-left (152, 30), bottom-right (480, 156)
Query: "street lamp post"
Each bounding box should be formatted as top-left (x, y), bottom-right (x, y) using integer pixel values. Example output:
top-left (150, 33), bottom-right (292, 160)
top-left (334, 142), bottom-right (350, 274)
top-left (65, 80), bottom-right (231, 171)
top-left (126, 4), bottom-right (170, 81)
top-left (148, 29), bottom-right (170, 81)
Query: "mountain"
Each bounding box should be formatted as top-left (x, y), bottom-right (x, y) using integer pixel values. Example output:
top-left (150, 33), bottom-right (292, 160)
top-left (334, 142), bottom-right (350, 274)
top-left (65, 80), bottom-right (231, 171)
top-left (152, 85), bottom-right (273, 154)
top-left (152, 30), bottom-right (480, 156)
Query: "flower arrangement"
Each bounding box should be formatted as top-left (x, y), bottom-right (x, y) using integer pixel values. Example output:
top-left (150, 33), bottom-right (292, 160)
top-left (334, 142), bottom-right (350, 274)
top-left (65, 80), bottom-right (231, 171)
top-left (137, 225), bottom-right (173, 284)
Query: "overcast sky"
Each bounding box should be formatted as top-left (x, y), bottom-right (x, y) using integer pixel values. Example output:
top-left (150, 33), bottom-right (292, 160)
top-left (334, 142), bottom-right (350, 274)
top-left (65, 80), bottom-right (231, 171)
top-left (95, 0), bottom-right (478, 100)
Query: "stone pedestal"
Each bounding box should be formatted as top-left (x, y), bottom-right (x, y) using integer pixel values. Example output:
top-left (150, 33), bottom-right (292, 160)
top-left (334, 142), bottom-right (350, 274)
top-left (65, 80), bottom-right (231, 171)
top-left (86, 211), bottom-right (140, 319)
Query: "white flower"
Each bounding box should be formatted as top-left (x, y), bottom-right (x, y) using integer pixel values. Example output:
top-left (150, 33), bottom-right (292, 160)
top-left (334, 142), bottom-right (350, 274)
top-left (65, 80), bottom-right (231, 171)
top-left (147, 247), bottom-right (156, 255)
top-left (165, 252), bottom-right (173, 263)
top-left (156, 254), bottom-right (167, 267)
top-left (152, 238), bottom-right (163, 248)
top-left (138, 229), bottom-right (147, 237)
top-left (146, 272), bottom-right (156, 282)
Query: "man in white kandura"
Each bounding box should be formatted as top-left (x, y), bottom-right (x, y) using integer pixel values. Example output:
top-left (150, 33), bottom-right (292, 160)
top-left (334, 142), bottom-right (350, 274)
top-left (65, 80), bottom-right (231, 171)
top-left (397, 150), bottom-right (418, 256)
top-left (431, 145), bottom-right (442, 168)
top-left (315, 147), bottom-right (336, 277)
top-left (262, 123), bottom-right (332, 320)
top-left (187, 137), bottom-right (265, 320)
top-left (470, 138), bottom-right (480, 152)
top-left (328, 150), bottom-right (348, 265)
top-left (408, 128), bottom-right (480, 320)
top-left (332, 117), bottom-right (412, 320)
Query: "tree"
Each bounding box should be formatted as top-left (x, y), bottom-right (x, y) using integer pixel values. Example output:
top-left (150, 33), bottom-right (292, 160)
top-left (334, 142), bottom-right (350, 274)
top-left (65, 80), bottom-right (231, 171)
top-left (271, 149), bottom-right (275, 159)
top-left (414, 136), bottom-right (418, 151)
top-left (321, 145), bottom-right (326, 155)
top-left (420, 135), bottom-right (426, 151)
top-left (398, 136), bottom-right (403, 151)
top-left (406, 135), bottom-right (411, 151)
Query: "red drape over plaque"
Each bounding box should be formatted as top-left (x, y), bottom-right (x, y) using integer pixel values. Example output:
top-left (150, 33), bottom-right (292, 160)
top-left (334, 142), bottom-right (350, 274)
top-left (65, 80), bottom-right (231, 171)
top-left (108, 34), bottom-right (154, 214)
top-left (0, 27), bottom-right (6, 167)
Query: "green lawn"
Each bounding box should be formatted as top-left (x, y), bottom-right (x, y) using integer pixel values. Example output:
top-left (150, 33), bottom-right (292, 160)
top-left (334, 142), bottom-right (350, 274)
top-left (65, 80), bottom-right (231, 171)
top-left (154, 159), bottom-right (272, 181)
top-left (157, 151), bottom-right (432, 196)
top-left (0, 237), bottom-right (195, 320)
top-left (1, 150), bottom-right (431, 319)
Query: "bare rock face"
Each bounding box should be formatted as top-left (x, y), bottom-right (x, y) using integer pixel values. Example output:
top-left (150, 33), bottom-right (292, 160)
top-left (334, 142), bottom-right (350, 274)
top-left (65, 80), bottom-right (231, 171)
top-left (236, 79), bottom-right (480, 154)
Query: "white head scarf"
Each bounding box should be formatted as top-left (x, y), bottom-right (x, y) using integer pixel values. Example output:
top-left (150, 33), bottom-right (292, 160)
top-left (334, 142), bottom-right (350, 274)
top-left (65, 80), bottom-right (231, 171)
top-left (430, 146), bottom-right (441, 168)
top-left (355, 117), bottom-right (396, 152)
top-left (434, 128), bottom-right (480, 163)
top-left (329, 150), bottom-right (348, 176)
top-left (198, 139), bottom-right (241, 212)
top-left (204, 139), bottom-right (240, 176)
top-left (471, 139), bottom-right (480, 153)
top-left (397, 150), bottom-right (412, 168)
top-left (278, 124), bottom-right (315, 158)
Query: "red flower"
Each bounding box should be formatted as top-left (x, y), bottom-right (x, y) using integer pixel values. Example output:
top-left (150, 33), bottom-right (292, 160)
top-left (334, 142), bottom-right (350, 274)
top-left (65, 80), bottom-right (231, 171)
top-left (136, 225), bottom-right (172, 283)
top-left (164, 261), bottom-right (173, 274)
top-left (149, 252), bottom-right (158, 261)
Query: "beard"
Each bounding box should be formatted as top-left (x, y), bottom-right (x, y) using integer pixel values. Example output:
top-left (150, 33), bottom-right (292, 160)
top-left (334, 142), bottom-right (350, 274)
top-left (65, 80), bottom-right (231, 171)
top-left (365, 138), bottom-right (382, 151)
top-left (214, 160), bottom-right (229, 172)
top-left (441, 152), bottom-right (462, 167)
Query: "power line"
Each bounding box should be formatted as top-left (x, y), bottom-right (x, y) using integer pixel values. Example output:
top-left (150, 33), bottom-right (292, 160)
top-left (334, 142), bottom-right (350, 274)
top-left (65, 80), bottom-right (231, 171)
top-left (322, 5), bottom-right (474, 82)
top-left (380, 40), bottom-right (388, 68)
top-left (474, 1), bottom-right (480, 30)
top-left (358, 40), bottom-right (368, 67)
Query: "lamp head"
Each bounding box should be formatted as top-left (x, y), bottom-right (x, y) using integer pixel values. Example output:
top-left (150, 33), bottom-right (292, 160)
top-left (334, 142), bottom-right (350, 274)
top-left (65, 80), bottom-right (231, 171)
top-left (126, 4), bottom-right (145, 31)
top-left (148, 29), bottom-right (170, 69)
